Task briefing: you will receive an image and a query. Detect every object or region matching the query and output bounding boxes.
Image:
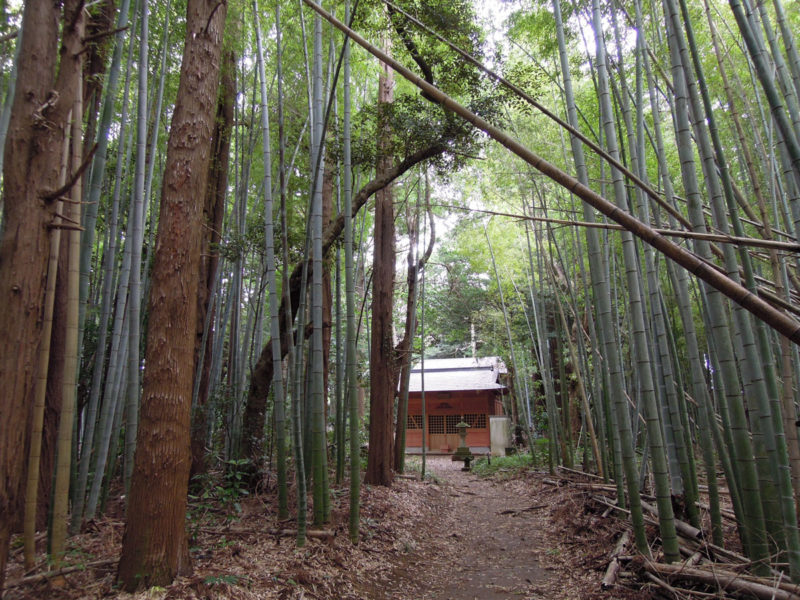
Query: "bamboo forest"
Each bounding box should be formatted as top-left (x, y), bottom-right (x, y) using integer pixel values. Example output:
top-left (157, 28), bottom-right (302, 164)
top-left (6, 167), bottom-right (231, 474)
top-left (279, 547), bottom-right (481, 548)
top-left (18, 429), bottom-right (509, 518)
top-left (4, 0), bottom-right (800, 597)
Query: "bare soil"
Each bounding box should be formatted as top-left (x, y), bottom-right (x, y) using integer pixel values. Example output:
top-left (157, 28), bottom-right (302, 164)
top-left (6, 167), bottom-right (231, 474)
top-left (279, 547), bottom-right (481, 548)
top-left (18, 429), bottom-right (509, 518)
top-left (3, 457), bottom-right (647, 599)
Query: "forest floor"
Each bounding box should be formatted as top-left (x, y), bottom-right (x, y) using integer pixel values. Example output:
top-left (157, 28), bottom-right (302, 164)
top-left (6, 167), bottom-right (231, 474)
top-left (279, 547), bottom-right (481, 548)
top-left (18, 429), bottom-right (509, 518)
top-left (4, 456), bottom-right (651, 600)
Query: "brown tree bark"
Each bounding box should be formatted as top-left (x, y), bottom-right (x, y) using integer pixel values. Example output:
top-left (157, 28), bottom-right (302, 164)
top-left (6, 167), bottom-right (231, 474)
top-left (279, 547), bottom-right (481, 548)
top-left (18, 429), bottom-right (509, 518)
top-left (116, 0), bottom-right (226, 590)
top-left (0, 0), bottom-right (84, 590)
top-left (81, 0), bottom-right (116, 160)
top-left (191, 49), bottom-right (235, 478)
top-left (365, 60), bottom-right (396, 487)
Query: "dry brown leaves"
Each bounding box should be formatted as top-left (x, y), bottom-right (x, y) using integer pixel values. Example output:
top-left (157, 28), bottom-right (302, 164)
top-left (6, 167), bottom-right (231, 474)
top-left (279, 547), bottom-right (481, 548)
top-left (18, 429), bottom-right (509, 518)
top-left (4, 459), bottom-right (656, 600)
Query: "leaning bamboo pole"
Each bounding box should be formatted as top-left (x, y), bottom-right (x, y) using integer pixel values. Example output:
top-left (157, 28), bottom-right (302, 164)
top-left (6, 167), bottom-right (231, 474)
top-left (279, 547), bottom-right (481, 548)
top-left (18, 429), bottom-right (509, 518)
top-left (23, 119), bottom-right (70, 569)
top-left (379, 0), bottom-right (693, 234)
top-left (301, 0), bottom-right (800, 348)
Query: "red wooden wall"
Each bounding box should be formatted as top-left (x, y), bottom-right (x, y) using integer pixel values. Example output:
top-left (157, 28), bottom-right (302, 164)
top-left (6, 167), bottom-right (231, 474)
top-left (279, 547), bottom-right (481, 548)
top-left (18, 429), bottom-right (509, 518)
top-left (404, 390), bottom-right (504, 450)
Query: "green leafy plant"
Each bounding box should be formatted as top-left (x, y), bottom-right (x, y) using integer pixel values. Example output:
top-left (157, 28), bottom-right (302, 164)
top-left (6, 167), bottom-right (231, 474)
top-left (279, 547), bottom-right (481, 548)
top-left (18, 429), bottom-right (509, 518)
top-left (188, 458), bottom-right (252, 529)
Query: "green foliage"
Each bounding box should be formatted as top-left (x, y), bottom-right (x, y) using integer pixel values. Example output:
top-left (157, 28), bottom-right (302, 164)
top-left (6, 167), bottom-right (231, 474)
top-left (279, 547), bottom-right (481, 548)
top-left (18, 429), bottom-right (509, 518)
top-left (188, 458), bottom-right (252, 526)
top-left (497, 62), bottom-right (547, 115)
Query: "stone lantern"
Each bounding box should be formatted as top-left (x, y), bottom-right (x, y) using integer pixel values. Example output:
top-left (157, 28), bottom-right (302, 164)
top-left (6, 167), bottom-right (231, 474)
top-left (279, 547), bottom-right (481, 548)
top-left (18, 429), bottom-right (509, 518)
top-left (452, 420), bottom-right (472, 462)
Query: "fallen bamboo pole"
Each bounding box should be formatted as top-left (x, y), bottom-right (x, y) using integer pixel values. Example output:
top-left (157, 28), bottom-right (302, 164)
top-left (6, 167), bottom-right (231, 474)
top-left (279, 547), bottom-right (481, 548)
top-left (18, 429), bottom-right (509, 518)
top-left (640, 499), bottom-right (703, 540)
top-left (4, 559), bottom-right (116, 589)
top-left (643, 561), bottom-right (800, 600)
top-left (301, 0), bottom-right (800, 346)
top-left (602, 529), bottom-right (632, 589)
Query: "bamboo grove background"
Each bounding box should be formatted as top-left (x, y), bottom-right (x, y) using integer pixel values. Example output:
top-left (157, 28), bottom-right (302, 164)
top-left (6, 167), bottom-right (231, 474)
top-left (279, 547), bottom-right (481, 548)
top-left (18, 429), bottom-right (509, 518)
top-left (2, 0), bottom-right (800, 590)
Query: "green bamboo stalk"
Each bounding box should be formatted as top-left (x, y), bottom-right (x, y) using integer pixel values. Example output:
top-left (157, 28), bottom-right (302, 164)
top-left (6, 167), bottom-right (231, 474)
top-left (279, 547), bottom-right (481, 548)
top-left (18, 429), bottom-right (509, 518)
top-left (72, 0), bottom-right (133, 533)
top-left (553, 0), bottom-right (645, 549)
top-left (23, 120), bottom-right (69, 568)
top-left (343, 0), bottom-right (360, 543)
top-left (639, 0), bottom-right (725, 544)
top-left (485, 224), bottom-right (535, 460)
top-left (52, 71), bottom-right (84, 565)
top-left (728, 0), bottom-right (800, 191)
top-left (593, 0), bottom-right (679, 561)
top-left (628, 4), bottom-right (698, 523)
top-left (674, 0), bottom-right (799, 570)
top-left (254, 1), bottom-right (288, 520)
top-left (664, 0), bottom-right (770, 568)
top-left (124, 0), bottom-right (149, 493)
top-left (771, 0), bottom-right (800, 97)
top-left (310, 0), bottom-right (328, 527)
top-left (277, 0), bottom-right (306, 550)
top-left (523, 215), bottom-right (560, 470)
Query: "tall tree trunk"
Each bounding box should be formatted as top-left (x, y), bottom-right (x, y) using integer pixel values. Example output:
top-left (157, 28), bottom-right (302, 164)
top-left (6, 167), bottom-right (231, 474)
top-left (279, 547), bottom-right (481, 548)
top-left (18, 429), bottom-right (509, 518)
top-left (117, 0), bottom-right (226, 589)
top-left (365, 53), bottom-right (396, 487)
top-left (0, 0), bottom-right (84, 588)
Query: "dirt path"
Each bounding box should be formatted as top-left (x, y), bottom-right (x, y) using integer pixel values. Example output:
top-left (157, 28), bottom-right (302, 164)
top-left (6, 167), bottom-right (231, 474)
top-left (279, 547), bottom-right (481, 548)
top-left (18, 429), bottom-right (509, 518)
top-left (5, 457), bottom-right (628, 600)
top-left (377, 458), bottom-right (557, 600)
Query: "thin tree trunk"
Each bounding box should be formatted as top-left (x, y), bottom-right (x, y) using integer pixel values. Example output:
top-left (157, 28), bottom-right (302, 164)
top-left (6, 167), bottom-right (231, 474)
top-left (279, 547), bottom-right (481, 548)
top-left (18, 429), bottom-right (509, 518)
top-left (394, 178), bottom-right (434, 472)
top-left (51, 52), bottom-right (84, 565)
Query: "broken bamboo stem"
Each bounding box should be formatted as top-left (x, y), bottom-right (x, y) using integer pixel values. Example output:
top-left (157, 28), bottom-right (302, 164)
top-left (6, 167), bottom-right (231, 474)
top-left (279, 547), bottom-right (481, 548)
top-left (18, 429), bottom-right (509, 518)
top-left (602, 529), bottom-right (632, 589)
top-left (643, 561), bottom-right (800, 600)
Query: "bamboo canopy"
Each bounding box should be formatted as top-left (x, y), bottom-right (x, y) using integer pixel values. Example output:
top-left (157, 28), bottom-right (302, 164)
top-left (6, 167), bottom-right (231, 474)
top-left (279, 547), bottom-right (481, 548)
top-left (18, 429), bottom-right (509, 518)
top-left (302, 0), bottom-right (800, 347)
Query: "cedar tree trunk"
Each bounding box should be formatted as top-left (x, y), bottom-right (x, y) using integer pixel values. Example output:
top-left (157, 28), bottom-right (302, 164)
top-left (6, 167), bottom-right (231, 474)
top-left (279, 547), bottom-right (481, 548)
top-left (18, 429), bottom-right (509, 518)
top-left (365, 61), bottom-right (396, 487)
top-left (0, 0), bottom-right (84, 589)
top-left (116, 0), bottom-right (226, 590)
